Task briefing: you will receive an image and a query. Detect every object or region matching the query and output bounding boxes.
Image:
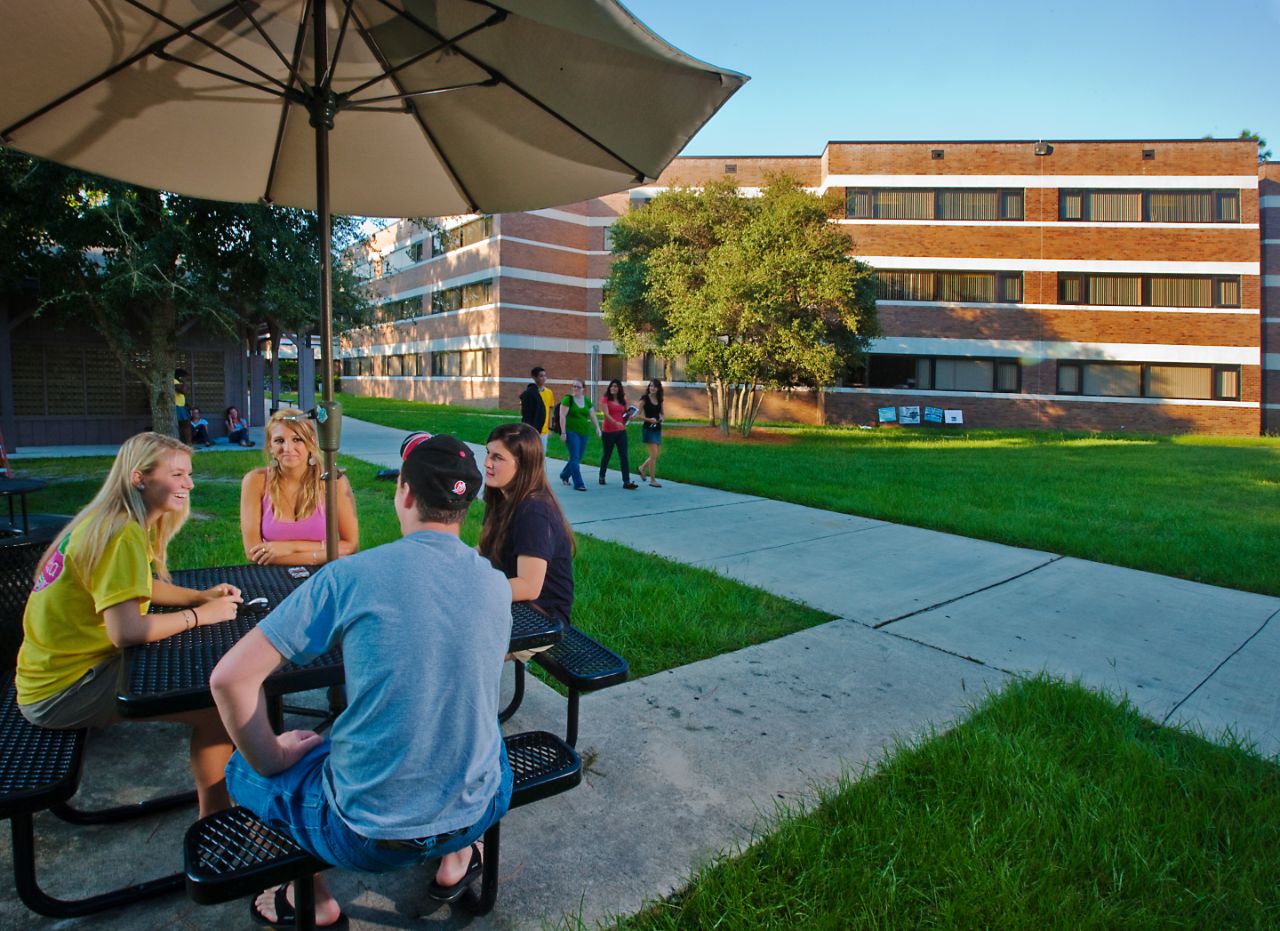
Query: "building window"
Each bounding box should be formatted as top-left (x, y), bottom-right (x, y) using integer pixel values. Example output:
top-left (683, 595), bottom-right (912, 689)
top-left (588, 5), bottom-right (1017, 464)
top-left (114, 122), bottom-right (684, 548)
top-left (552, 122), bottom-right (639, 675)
top-left (867, 356), bottom-right (1019, 393)
top-left (1057, 361), bottom-right (1240, 400)
top-left (876, 270), bottom-right (1023, 304)
top-left (600, 354), bottom-right (626, 381)
top-left (431, 278), bottom-right (493, 314)
top-left (1058, 274), bottom-right (1241, 308)
top-left (431, 216), bottom-right (493, 257)
top-left (386, 355), bottom-right (402, 377)
top-left (643, 352), bottom-right (665, 381)
top-left (407, 242), bottom-right (423, 263)
top-left (846, 188), bottom-right (1024, 221)
top-left (375, 297), bottom-right (423, 322)
top-left (430, 349), bottom-right (491, 377)
top-left (1060, 189), bottom-right (1240, 223)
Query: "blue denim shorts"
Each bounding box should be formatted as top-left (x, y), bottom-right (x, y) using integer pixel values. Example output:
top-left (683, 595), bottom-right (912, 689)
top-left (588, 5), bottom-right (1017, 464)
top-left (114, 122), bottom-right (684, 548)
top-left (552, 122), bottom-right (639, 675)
top-left (226, 739), bottom-right (512, 873)
top-left (642, 426), bottom-right (662, 445)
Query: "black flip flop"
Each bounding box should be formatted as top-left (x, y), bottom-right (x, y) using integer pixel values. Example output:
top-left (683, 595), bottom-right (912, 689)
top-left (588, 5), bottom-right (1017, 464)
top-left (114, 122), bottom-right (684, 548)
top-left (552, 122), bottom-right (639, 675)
top-left (249, 886), bottom-right (295, 929)
top-left (426, 843), bottom-right (483, 903)
top-left (249, 885), bottom-right (346, 930)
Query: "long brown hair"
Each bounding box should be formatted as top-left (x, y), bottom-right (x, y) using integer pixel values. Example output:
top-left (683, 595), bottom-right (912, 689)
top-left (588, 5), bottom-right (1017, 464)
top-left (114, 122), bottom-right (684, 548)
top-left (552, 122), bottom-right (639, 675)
top-left (264, 408), bottom-right (322, 520)
top-left (35, 432), bottom-right (190, 585)
top-left (478, 422), bottom-right (574, 561)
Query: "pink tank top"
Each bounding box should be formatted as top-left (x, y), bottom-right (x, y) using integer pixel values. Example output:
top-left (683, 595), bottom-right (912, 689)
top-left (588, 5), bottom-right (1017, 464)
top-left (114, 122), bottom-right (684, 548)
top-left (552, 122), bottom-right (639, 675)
top-left (261, 495), bottom-right (327, 543)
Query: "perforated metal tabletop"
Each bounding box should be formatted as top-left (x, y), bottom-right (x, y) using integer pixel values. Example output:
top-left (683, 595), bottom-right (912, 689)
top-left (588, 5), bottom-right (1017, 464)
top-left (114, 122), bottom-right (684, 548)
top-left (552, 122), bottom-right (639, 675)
top-left (118, 565), bottom-right (338, 718)
top-left (118, 565), bottom-right (562, 718)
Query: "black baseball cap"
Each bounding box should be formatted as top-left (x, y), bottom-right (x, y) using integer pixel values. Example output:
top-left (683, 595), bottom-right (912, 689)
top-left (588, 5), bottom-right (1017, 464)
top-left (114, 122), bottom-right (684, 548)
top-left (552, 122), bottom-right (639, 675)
top-left (398, 432), bottom-right (481, 510)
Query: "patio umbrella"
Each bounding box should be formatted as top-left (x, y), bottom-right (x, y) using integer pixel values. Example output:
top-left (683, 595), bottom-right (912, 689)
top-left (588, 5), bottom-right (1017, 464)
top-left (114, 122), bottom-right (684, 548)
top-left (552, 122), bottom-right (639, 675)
top-left (0, 0), bottom-right (746, 557)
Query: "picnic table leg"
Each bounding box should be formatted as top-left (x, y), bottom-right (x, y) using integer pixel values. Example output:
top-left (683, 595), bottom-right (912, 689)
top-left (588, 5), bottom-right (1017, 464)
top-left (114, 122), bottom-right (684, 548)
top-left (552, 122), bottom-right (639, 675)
top-left (10, 811), bottom-right (183, 917)
top-left (50, 789), bottom-right (196, 824)
top-left (461, 821), bottom-right (501, 915)
top-left (498, 661), bottom-right (525, 723)
top-left (293, 874), bottom-right (317, 931)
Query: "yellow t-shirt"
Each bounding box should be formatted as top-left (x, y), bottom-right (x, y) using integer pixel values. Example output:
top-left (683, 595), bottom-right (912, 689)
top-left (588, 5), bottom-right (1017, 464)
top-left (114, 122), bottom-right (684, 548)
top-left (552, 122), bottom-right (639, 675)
top-left (16, 522), bottom-right (153, 704)
top-left (538, 387), bottom-right (554, 434)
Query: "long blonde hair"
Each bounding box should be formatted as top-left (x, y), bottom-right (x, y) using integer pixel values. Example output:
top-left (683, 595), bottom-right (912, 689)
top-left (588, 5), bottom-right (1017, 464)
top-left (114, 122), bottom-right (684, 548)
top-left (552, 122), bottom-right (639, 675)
top-left (36, 432), bottom-right (191, 586)
top-left (264, 409), bottom-right (322, 521)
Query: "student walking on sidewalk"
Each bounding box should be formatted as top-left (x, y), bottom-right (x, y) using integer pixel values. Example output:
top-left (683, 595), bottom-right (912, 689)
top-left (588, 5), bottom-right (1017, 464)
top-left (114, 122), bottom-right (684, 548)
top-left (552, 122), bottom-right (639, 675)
top-left (558, 379), bottom-right (601, 492)
top-left (638, 378), bottom-right (665, 487)
top-left (598, 379), bottom-right (638, 489)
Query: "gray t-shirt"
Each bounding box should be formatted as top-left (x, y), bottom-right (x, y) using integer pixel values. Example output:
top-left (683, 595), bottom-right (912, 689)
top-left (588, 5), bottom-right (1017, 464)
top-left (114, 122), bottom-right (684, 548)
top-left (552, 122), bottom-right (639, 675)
top-left (258, 530), bottom-right (512, 839)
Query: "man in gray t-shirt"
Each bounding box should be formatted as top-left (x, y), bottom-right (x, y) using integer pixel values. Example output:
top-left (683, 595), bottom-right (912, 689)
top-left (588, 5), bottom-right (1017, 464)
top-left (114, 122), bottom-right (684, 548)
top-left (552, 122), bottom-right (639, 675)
top-left (211, 433), bottom-right (512, 927)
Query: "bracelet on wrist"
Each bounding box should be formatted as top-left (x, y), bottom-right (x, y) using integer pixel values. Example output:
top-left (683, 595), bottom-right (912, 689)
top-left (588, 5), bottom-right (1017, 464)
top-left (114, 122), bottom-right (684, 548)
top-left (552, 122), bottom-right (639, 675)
top-left (184, 608), bottom-right (196, 631)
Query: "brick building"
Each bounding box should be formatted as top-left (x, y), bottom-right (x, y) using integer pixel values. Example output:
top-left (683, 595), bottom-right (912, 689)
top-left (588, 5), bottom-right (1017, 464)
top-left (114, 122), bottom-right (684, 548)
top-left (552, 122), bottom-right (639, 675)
top-left (341, 139), bottom-right (1273, 436)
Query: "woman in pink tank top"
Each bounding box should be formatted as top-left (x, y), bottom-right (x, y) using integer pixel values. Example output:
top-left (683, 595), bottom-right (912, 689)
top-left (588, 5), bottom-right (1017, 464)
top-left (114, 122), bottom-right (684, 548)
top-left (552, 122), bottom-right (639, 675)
top-left (239, 409), bottom-right (359, 566)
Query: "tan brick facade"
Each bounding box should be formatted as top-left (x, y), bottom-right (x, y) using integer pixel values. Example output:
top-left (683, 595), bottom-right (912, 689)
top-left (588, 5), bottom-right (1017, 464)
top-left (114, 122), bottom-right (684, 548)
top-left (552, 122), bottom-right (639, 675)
top-left (341, 141), bottom-right (1270, 436)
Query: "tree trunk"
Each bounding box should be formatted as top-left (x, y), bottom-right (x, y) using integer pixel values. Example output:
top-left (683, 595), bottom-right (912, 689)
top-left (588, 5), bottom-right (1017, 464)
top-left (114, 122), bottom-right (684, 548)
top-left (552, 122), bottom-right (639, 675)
top-left (144, 296), bottom-right (180, 438)
top-left (714, 377), bottom-right (731, 436)
top-left (703, 382), bottom-right (718, 426)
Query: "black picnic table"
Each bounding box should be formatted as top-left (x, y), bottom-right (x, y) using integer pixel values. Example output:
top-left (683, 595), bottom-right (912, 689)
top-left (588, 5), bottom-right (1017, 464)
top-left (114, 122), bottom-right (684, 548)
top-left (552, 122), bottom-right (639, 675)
top-left (0, 478), bottom-right (46, 536)
top-left (117, 564), bottom-right (562, 718)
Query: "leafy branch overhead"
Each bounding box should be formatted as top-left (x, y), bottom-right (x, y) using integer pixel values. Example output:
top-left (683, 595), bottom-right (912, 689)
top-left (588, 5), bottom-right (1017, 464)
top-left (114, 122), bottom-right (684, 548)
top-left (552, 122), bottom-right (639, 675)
top-left (0, 146), bottom-right (370, 437)
top-left (603, 175), bottom-right (878, 436)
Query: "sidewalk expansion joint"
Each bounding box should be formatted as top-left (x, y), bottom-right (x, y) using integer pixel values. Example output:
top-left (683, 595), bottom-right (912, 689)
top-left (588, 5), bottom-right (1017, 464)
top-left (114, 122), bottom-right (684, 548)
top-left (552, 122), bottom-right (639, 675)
top-left (680, 524), bottom-right (886, 564)
top-left (1162, 604), bottom-right (1280, 726)
top-left (871, 554), bottom-right (1065, 629)
top-left (569, 495), bottom-right (774, 527)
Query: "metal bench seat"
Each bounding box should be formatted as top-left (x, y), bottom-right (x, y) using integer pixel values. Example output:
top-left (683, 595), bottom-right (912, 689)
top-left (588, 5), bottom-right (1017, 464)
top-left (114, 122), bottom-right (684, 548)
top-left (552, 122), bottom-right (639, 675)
top-left (1, 681), bottom-right (186, 917)
top-left (185, 730), bottom-right (582, 925)
top-left (532, 626), bottom-right (629, 747)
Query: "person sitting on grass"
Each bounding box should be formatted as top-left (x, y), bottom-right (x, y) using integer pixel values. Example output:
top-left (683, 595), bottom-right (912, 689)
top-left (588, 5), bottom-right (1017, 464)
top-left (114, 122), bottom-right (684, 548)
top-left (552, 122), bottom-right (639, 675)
top-left (15, 432), bottom-right (243, 819)
top-left (210, 433), bottom-right (514, 928)
top-left (224, 406), bottom-right (254, 447)
top-left (189, 407), bottom-right (214, 448)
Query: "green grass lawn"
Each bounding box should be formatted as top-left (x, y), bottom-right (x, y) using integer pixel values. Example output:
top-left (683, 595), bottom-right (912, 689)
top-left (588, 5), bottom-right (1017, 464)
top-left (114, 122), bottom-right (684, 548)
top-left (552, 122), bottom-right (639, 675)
top-left (18, 450), bottom-right (830, 682)
top-left (338, 395), bottom-right (1280, 596)
top-left (610, 676), bottom-right (1280, 931)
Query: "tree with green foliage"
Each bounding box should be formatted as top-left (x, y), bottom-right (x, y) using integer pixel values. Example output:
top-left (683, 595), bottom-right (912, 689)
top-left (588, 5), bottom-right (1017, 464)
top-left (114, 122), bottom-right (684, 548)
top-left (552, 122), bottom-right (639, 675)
top-left (0, 147), bottom-right (368, 436)
top-left (603, 175), bottom-right (878, 436)
top-left (1238, 129), bottom-right (1272, 163)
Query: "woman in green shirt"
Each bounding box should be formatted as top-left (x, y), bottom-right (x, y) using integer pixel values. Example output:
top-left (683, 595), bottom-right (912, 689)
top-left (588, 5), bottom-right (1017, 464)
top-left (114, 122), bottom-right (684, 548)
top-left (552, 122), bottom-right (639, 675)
top-left (557, 378), bottom-right (601, 491)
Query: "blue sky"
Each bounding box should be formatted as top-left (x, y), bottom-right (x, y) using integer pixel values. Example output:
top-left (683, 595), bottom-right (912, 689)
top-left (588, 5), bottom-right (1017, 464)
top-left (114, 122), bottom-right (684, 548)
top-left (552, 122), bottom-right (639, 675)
top-left (624, 0), bottom-right (1278, 158)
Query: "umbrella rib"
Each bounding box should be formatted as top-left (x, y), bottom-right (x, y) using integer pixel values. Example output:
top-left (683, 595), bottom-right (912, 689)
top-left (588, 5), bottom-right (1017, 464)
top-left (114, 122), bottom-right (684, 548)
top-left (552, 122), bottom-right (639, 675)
top-left (261, 0), bottom-right (314, 205)
top-left (349, 9), bottom-right (481, 211)
top-left (341, 9), bottom-right (507, 101)
top-left (232, 0), bottom-right (298, 75)
top-left (348, 78), bottom-right (496, 107)
top-left (370, 0), bottom-right (648, 182)
top-left (0, 0), bottom-right (241, 141)
top-left (154, 51), bottom-right (291, 99)
top-left (121, 0), bottom-right (292, 93)
top-left (325, 0), bottom-right (359, 89)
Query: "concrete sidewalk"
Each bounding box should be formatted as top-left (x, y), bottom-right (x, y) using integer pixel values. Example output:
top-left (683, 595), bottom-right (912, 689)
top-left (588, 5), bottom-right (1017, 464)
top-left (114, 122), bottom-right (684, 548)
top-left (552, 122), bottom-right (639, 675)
top-left (2, 416), bottom-right (1276, 929)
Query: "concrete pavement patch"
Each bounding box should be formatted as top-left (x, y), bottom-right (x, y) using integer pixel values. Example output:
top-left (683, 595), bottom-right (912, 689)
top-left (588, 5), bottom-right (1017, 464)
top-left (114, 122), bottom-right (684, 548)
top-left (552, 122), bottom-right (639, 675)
top-left (886, 557), bottom-right (1280, 722)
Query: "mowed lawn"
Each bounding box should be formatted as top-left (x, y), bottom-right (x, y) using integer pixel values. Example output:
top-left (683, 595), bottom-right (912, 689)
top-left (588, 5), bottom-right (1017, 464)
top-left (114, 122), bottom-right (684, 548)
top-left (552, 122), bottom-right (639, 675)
top-left (338, 394), bottom-right (1280, 596)
top-left (613, 677), bottom-right (1280, 930)
top-left (15, 450), bottom-right (830, 682)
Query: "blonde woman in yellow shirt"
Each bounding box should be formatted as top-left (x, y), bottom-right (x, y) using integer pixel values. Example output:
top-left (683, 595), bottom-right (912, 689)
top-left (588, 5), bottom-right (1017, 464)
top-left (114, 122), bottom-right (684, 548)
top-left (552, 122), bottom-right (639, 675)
top-left (16, 432), bottom-right (242, 817)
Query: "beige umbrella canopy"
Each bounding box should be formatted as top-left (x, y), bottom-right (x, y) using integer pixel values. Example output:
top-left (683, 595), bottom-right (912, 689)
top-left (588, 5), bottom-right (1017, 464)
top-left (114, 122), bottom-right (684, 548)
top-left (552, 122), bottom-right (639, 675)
top-left (1, 0), bottom-right (746, 216)
top-left (0, 0), bottom-right (746, 555)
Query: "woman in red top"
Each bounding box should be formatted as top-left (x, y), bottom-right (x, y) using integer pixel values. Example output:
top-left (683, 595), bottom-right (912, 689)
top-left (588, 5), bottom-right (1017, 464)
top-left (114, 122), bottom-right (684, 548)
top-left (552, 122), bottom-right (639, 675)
top-left (597, 379), bottom-right (638, 489)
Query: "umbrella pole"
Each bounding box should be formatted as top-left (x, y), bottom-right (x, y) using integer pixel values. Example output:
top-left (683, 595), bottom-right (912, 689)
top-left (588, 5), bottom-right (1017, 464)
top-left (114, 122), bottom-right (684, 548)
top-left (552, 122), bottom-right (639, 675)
top-left (312, 0), bottom-right (341, 563)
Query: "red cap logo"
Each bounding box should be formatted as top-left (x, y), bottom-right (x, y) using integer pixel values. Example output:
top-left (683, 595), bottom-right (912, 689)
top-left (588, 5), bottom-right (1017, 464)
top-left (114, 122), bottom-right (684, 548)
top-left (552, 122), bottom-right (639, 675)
top-left (452, 480), bottom-right (467, 495)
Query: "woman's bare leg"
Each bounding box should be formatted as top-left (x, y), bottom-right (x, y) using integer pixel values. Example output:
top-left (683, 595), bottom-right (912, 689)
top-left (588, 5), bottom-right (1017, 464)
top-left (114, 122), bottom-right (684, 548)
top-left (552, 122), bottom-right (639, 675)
top-left (161, 707), bottom-right (233, 817)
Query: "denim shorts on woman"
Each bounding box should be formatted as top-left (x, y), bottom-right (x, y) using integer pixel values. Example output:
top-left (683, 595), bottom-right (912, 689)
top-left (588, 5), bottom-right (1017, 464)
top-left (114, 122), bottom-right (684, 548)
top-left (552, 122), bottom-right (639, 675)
top-left (226, 738), bottom-right (513, 873)
top-left (641, 426), bottom-right (662, 445)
